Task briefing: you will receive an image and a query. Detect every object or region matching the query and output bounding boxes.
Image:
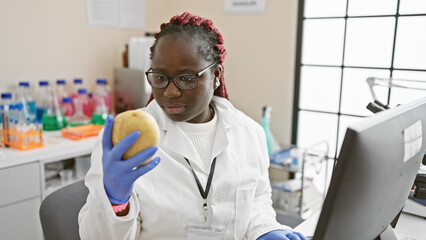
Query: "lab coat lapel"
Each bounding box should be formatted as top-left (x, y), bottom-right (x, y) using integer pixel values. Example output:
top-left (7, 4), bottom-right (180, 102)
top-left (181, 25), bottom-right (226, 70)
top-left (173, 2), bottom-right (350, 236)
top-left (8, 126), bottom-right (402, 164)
top-left (211, 122), bottom-right (229, 159)
top-left (163, 120), bottom-right (205, 172)
top-left (210, 96), bottom-right (243, 159)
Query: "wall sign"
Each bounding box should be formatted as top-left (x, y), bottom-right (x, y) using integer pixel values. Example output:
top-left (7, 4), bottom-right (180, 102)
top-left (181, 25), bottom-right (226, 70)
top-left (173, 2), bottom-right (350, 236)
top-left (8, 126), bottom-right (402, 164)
top-left (224, 0), bottom-right (266, 15)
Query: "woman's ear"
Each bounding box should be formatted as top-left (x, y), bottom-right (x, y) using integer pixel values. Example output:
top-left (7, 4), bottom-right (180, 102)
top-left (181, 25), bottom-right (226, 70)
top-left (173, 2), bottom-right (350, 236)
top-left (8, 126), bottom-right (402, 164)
top-left (213, 64), bottom-right (223, 89)
top-left (214, 64), bottom-right (223, 81)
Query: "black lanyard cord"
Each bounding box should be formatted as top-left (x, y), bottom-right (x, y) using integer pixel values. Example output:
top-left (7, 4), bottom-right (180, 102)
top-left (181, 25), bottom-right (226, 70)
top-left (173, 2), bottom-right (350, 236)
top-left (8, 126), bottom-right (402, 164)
top-left (184, 157), bottom-right (217, 200)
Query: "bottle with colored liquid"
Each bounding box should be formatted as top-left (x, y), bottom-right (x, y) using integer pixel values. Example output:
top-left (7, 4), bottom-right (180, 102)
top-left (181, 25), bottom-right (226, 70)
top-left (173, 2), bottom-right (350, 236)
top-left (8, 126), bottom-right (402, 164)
top-left (91, 79), bottom-right (110, 125)
top-left (61, 97), bottom-right (75, 123)
top-left (71, 78), bottom-right (83, 99)
top-left (0, 93), bottom-right (13, 147)
top-left (68, 88), bottom-right (91, 126)
top-left (15, 82), bottom-right (36, 124)
top-left (56, 79), bottom-right (74, 118)
top-left (36, 80), bottom-right (65, 130)
top-left (261, 106), bottom-right (274, 155)
top-left (56, 79), bottom-right (69, 102)
top-left (24, 83), bottom-right (36, 122)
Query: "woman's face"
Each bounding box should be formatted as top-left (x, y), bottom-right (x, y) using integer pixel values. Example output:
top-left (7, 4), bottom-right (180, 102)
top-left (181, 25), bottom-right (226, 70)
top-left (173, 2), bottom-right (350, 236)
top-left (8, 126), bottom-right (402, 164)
top-left (150, 34), bottom-right (220, 123)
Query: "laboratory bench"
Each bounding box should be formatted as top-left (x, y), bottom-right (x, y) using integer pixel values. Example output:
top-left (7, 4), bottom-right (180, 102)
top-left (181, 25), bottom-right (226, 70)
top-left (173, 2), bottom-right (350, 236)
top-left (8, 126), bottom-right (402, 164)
top-left (0, 131), bottom-right (97, 240)
top-left (295, 207), bottom-right (426, 240)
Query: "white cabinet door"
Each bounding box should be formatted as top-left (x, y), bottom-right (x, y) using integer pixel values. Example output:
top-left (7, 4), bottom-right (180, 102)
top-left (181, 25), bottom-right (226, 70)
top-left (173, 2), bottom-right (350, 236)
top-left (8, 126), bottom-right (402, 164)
top-left (0, 161), bottom-right (43, 240)
top-left (0, 197), bottom-right (43, 240)
top-left (0, 161), bottom-right (41, 206)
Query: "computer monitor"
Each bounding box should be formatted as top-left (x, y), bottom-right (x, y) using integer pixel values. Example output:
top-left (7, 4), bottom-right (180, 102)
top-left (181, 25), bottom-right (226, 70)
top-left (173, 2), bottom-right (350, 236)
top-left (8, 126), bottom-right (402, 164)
top-left (312, 97), bottom-right (426, 240)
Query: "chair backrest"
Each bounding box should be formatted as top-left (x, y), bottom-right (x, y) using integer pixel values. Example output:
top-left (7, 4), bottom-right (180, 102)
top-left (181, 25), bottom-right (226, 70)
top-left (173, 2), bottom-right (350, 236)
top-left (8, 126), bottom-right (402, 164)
top-left (39, 180), bottom-right (88, 240)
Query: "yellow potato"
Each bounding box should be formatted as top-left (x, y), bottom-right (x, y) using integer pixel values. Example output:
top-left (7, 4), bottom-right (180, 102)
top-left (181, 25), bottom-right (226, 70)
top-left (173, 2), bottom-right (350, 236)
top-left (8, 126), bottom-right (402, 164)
top-left (112, 110), bottom-right (160, 164)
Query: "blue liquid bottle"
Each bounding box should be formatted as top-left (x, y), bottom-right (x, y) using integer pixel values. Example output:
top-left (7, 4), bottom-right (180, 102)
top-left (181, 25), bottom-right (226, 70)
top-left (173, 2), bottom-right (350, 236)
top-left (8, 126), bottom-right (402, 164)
top-left (16, 81), bottom-right (36, 123)
top-left (261, 106), bottom-right (274, 155)
top-left (36, 80), bottom-right (65, 130)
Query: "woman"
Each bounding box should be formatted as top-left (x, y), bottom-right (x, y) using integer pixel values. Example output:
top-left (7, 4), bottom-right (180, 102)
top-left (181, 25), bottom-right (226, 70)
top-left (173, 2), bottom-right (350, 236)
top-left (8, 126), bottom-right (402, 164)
top-left (79, 12), bottom-right (308, 240)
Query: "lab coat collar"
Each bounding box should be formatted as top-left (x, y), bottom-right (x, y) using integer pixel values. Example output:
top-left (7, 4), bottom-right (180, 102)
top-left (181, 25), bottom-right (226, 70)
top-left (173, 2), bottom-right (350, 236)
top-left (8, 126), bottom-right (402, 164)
top-left (145, 96), bottom-right (243, 172)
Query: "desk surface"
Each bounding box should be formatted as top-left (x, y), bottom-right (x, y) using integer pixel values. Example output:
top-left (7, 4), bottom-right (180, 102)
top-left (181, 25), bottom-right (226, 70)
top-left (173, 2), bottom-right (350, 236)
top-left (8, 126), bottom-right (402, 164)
top-left (0, 131), bottom-right (98, 169)
top-left (295, 207), bottom-right (426, 240)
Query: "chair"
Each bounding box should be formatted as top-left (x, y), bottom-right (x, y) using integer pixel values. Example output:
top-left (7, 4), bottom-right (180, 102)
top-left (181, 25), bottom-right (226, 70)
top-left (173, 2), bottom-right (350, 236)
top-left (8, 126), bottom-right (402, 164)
top-left (39, 180), bottom-right (88, 240)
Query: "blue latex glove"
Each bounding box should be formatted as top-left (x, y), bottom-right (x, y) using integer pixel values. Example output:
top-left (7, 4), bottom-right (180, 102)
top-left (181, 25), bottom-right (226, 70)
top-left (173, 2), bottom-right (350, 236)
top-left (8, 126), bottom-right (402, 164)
top-left (257, 230), bottom-right (309, 240)
top-left (102, 115), bottom-right (161, 204)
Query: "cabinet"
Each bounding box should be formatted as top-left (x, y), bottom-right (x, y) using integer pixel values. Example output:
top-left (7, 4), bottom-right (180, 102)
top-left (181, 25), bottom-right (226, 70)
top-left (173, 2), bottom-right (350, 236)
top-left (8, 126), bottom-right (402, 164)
top-left (0, 162), bottom-right (43, 240)
top-left (0, 131), bottom-right (97, 239)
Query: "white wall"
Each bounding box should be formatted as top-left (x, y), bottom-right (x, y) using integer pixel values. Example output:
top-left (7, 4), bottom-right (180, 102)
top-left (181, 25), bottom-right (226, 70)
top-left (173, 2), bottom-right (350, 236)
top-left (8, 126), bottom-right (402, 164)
top-left (0, 0), bottom-right (148, 94)
top-left (0, 0), bottom-right (299, 145)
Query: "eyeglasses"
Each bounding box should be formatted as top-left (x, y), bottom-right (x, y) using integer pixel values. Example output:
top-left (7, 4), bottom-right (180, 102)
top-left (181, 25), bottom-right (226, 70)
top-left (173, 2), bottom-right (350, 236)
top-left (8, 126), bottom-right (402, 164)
top-left (145, 62), bottom-right (218, 90)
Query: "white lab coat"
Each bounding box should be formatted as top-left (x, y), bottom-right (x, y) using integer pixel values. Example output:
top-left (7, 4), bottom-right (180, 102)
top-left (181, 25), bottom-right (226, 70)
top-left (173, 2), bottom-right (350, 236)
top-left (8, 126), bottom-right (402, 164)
top-left (78, 96), bottom-right (291, 240)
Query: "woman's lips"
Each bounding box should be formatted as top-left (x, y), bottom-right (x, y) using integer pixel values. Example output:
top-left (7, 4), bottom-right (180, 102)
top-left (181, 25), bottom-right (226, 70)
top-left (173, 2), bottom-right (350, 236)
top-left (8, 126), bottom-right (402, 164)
top-left (164, 106), bottom-right (185, 114)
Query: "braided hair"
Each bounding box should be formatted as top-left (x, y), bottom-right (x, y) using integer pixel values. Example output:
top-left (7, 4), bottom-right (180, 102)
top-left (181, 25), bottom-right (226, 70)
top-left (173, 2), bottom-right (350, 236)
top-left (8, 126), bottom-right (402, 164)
top-left (147, 12), bottom-right (228, 104)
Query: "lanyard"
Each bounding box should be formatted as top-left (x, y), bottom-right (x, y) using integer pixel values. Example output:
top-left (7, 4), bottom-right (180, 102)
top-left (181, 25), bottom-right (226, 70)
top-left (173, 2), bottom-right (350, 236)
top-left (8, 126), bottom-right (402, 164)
top-left (184, 157), bottom-right (217, 222)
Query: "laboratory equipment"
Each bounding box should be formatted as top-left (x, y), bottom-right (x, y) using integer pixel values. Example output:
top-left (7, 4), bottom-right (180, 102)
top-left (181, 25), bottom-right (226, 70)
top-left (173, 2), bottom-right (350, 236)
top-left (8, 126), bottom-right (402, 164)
top-left (366, 76), bottom-right (426, 218)
top-left (70, 78), bottom-right (83, 99)
top-left (91, 79), bottom-right (110, 125)
top-left (1, 101), bottom-right (42, 150)
top-left (61, 97), bottom-right (74, 122)
top-left (261, 106), bottom-right (274, 155)
top-left (24, 82), bottom-right (37, 120)
top-left (56, 79), bottom-right (70, 112)
top-left (312, 96), bottom-right (426, 240)
top-left (68, 88), bottom-right (91, 126)
top-left (271, 141), bottom-right (329, 220)
top-left (15, 82), bottom-right (36, 123)
top-left (36, 81), bottom-right (65, 131)
top-left (114, 68), bottom-right (150, 114)
top-left (366, 76), bottom-right (426, 112)
top-left (56, 79), bottom-right (68, 98)
top-left (0, 92), bottom-right (13, 146)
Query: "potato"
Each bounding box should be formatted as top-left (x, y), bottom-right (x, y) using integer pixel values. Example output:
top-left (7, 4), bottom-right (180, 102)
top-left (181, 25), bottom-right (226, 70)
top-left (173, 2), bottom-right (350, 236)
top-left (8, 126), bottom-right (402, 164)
top-left (112, 110), bottom-right (160, 164)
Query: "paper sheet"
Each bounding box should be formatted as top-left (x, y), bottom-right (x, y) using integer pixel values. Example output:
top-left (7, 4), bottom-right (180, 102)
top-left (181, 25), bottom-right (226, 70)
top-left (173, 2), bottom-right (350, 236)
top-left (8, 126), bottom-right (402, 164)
top-left (86, 0), bottom-right (118, 27)
top-left (403, 120), bottom-right (423, 162)
top-left (120, 0), bottom-right (146, 29)
top-left (224, 0), bottom-right (266, 15)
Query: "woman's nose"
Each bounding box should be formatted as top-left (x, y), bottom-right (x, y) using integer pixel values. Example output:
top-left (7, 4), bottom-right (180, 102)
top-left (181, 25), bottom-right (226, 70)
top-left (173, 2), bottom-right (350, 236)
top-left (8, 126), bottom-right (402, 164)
top-left (163, 80), bottom-right (182, 97)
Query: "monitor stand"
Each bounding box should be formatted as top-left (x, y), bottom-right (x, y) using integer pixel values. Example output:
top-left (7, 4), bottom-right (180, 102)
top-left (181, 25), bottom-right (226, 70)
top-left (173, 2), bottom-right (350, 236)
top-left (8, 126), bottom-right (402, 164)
top-left (375, 210), bottom-right (401, 240)
top-left (375, 226), bottom-right (397, 240)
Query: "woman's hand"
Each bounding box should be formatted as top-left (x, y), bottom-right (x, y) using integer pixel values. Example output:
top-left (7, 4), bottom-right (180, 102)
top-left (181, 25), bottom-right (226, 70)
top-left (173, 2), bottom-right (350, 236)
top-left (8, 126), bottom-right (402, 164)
top-left (257, 230), bottom-right (309, 240)
top-left (102, 115), bottom-right (161, 204)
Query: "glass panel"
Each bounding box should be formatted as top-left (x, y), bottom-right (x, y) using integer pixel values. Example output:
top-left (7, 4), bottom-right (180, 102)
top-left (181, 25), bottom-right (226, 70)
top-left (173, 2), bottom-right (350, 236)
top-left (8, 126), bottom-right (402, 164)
top-left (297, 110), bottom-right (338, 157)
top-left (304, 0), bottom-right (347, 18)
top-left (344, 17), bottom-right (395, 68)
top-left (337, 115), bottom-right (364, 157)
top-left (340, 68), bottom-right (390, 116)
top-left (394, 16), bottom-right (426, 70)
top-left (299, 66), bottom-right (342, 112)
top-left (399, 0), bottom-right (426, 14)
top-left (390, 70), bottom-right (426, 107)
top-left (302, 19), bottom-right (345, 66)
top-left (348, 0), bottom-right (397, 16)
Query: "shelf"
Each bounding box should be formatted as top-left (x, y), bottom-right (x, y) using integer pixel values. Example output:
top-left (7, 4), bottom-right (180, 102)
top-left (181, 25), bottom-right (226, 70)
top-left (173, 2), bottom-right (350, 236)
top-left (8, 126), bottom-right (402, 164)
top-left (45, 176), bottom-right (84, 197)
top-left (0, 130), bottom-right (97, 169)
top-left (270, 162), bottom-right (301, 173)
top-left (270, 143), bottom-right (329, 220)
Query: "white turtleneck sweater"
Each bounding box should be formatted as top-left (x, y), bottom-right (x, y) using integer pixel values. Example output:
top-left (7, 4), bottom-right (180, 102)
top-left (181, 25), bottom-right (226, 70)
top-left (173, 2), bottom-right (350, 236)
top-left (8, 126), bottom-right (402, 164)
top-left (176, 107), bottom-right (218, 171)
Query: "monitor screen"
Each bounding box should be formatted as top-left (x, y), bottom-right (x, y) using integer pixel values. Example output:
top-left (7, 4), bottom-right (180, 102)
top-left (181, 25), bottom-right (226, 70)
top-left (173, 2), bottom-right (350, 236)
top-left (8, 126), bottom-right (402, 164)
top-left (313, 97), bottom-right (426, 240)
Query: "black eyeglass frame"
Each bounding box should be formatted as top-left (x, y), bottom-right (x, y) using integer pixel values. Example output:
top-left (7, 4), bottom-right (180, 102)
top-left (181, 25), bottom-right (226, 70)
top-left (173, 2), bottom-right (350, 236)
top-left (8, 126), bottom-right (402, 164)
top-left (145, 62), bottom-right (218, 90)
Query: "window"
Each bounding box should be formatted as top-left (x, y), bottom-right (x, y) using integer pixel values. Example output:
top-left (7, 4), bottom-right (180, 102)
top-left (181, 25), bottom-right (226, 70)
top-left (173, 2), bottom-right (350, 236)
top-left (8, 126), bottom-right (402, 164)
top-left (293, 0), bottom-right (426, 159)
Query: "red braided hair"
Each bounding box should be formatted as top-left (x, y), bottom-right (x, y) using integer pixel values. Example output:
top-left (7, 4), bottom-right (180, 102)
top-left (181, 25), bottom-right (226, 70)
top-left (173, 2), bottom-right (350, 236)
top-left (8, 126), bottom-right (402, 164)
top-left (146, 12), bottom-right (228, 105)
